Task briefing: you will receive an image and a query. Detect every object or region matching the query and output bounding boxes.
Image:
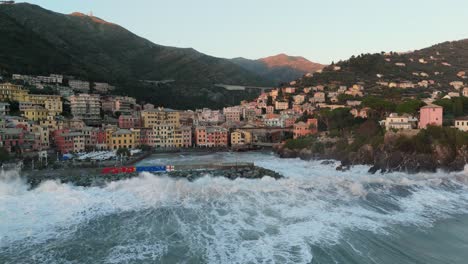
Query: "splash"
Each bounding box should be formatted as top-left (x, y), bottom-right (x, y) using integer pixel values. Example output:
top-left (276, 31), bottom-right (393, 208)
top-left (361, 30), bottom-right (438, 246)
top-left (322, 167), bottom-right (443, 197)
top-left (1, 153), bottom-right (468, 263)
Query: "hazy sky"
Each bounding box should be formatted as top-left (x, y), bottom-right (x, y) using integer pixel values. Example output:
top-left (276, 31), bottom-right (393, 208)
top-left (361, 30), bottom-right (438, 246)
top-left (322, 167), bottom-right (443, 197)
top-left (23, 0), bottom-right (468, 64)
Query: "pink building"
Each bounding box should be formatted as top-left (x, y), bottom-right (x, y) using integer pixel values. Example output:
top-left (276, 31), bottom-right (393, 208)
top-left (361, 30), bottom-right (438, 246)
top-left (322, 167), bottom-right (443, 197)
top-left (419, 104), bottom-right (443, 129)
top-left (139, 128), bottom-right (154, 146)
top-left (266, 106), bottom-right (274, 114)
top-left (0, 128), bottom-right (25, 152)
top-left (195, 126), bottom-right (228, 147)
top-left (293, 118), bottom-right (318, 139)
top-left (118, 114), bottom-right (141, 129)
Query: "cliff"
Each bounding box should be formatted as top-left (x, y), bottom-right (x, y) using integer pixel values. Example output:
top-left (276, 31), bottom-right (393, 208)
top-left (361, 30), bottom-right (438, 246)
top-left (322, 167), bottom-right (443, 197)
top-left (276, 128), bottom-right (468, 174)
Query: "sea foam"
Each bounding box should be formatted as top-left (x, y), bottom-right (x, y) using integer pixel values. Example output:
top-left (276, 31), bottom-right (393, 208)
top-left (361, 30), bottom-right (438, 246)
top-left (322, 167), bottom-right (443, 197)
top-left (1, 153), bottom-right (468, 263)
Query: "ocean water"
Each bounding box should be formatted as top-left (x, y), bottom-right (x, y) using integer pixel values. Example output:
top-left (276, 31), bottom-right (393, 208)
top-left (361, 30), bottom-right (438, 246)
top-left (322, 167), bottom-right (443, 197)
top-left (1, 152), bottom-right (468, 264)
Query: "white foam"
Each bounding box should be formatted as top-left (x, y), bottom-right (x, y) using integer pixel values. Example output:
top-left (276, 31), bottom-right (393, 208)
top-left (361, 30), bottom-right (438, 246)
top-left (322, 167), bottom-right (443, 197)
top-left (1, 153), bottom-right (468, 263)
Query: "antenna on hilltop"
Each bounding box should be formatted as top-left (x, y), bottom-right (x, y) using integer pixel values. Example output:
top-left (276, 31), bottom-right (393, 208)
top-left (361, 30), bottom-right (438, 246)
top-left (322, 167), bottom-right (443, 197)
top-left (88, 11), bottom-right (93, 17)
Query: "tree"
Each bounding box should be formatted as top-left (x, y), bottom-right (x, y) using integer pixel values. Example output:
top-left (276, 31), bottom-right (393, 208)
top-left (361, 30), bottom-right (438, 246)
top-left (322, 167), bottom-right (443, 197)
top-left (62, 102), bottom-right (72, 118)
top-left (0, 148), bottom-right (10, 162)
top-left (116, 148), bottom-right (131, 157)
top-left (362, 96), bottom-right (396, 118)
top-left (7, 100), bottom-right (20, 115)
top-left (337, 94), bottom-right (355, 104)
top-left (267, 96), bottom-right (273, 106)
top-left (453, 98), bottom-right (464, 117)
top-left (396, 99), bottom-right (424, 115)
top-left (278, 88), bottom-right (284, 99)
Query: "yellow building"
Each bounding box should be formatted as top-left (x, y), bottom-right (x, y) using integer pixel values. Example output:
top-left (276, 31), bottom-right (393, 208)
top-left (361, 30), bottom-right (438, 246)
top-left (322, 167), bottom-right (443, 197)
top-left (151, 124), bottom-right (176, 148)
top-left (40, 115), bottom-right (64, 130)
top-left (32, 125), bottom-right (50, 150)
top-left (231, 130), bottom-right (252, 146)
top-left (109, 129), bottom-right (137, 150)
top-left (141, 108), bottom-right (180, 128)
top-left (0, 83), bottom-right (29, 102)
top-left (173, 128), bottom-right (184, 148)
top-left (131, 128), bottom-right (141, 147)
top-left (22, 106), bottom-right (50, 121)
top-left (27, 94), bottom-right (63, 115)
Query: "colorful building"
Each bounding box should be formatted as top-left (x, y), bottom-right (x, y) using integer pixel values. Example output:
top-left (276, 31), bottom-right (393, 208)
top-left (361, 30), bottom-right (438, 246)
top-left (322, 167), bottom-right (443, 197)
top-left (141, 108), bottom-right (180, 128)
top-left (109, 129), bottom-right (137, 150)
top-left (223, 106), bottom-right (242, 122)
top-left (454, 117), bottom-right (468, 131)
top-left (69, 94), bottom-right (101, 121)
top-left (118, 114), bottom-right (141, 129)
top-left (0, 83), bottom-right (29, 102)
top-left (195, 126), bottom-right (228, 147)
top-left (293, 118), bottom-right (318, 139)
top-left (419, 104), bottom-right (443, 129)
top-left (22, 105), bottom-right (49, 121)
top-left (231, 130), bottom-right (252, 146)
top-left (53, 129), bottom-right (85, 154)
top-left (27, 94), bottom-right (63, 115)
top-left (0, 128), bottom-right (25, 152)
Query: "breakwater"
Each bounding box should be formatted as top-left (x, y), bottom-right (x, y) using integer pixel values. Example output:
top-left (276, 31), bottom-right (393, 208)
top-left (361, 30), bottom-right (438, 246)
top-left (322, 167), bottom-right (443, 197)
top-left (22, 162), bottom-right (282, 188)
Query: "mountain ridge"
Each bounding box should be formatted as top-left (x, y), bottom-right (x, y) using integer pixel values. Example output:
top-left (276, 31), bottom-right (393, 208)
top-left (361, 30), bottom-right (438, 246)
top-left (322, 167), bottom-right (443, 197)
top-left (0, 3), bottom-right (276, 108)
top-left (231, 54), bottom-right (325, 84)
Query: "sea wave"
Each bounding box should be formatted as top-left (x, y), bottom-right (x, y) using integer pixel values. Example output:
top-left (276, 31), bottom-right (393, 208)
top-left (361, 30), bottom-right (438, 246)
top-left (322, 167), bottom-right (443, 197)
top-left (1, 153), bottom-right (468, 263)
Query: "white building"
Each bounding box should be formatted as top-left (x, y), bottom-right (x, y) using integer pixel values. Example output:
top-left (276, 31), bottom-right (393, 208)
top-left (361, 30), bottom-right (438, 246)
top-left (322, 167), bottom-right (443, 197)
top-left (223, 106), bottom-right (242, 122)
top-left (463, 87), bottom-right (468, 97)
top-left (454, 117), bottom-right (468, 131)
top-left (293, 94), bottom-right (305, 105)
top-left (275, 101), bottom-right (289, 110)
top-left (382, 113), bottom-right (417, 130)
top-left (69, 94), bottom-right (101, 121)
top-left (69, 80), bottom-right (90, 93)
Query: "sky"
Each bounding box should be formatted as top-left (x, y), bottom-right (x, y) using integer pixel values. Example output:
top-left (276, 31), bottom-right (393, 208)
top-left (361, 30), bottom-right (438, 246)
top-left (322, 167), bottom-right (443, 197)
top-left (22, 0), bottom-right (468, 64)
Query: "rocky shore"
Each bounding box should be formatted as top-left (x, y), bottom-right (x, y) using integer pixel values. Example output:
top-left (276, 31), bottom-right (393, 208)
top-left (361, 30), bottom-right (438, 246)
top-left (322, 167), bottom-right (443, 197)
top-left (275, 143), bottom-right (468, 174)
top-left (23, 166), bottom-right (284, 188)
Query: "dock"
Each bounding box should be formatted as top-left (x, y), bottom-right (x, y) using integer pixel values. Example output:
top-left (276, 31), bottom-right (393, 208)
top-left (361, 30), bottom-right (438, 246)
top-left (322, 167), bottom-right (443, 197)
top-left (101, 162), bottom-right (255, 174)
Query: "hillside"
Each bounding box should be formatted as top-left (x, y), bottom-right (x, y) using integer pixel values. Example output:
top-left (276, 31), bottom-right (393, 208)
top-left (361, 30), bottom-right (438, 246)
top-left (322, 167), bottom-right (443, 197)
top-left (232, 54), bottom-right (324, 84)
top-left (0, 3), bottom-right (272, 108)
top-left (295, 39), bottom-right (468, 94)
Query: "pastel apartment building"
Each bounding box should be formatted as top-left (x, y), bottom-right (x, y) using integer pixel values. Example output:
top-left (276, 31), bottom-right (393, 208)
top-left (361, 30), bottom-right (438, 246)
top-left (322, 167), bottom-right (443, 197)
top-left (27, 94), bottom-right (63, 115)
top-left (275, 101), bottom-right (289, 110)
top-left (0, 128), bottom-right (25, 152)
top-left (108, 129), bottom-right (138, 150)
top-left (69, 94), bottom-right (101, 121)
top-left (53, 129), bottom-right (85, 154)
top-left (419, 104), bottom-right (443, 129)
top-left (0, 83), bottom-right (29, 102)
top-left (118, 114), bottom-right (141, 129)
top-left (454, 117), bottom-right (468, 131)
top-left (293, 118), bottom-right (318, 139)
top-left (195, 126), bottom-right (228, 147)
top-left (231, 130), bottom-right (252, 146)
top-left (223, 106), bottom-right (242, 122)
top-left (69, 80), bottom-right (90, 93)
top-left (0, 102), bottom-right (10, 115)
top-left (195, 108), bottom-right (225, 124)
top-left (141, 108), bottom-right (180, 128)
top-left (383, 113), bottom-right (417, 130)
top-left (22, 105), bottom-right (50, 121)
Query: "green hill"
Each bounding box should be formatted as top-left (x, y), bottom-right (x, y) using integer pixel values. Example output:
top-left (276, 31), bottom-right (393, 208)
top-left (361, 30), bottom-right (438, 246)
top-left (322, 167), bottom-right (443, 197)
top-left (0, 3), bottom-right (272, 109)
top-left (295, 39), bottom-right (468, 94)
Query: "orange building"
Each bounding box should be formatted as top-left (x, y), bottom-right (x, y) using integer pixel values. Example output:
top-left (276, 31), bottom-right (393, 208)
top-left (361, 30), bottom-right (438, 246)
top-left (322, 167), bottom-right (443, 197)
top-left (293, 118), bottom-right (318, 139)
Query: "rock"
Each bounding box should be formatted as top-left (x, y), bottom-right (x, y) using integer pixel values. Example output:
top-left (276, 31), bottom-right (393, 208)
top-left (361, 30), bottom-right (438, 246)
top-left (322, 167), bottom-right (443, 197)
top-left (433, 144), bottom-right (455, 165)
top-left (298, 149), bottom-right (313, 160)
top-left (278, 148), bottom-right (298, 159)
top-left (368, 165), bottom-right (379, 174)
top-left (445, 155), bottom-right (467, 172)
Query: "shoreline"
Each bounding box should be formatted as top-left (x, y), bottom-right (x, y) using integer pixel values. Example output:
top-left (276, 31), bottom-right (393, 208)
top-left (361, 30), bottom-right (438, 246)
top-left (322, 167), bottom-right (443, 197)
top-left (274, 145), bottom-right (468, 174)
